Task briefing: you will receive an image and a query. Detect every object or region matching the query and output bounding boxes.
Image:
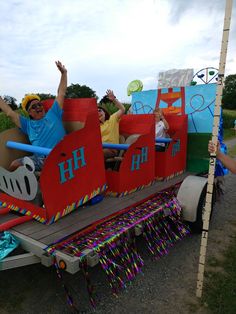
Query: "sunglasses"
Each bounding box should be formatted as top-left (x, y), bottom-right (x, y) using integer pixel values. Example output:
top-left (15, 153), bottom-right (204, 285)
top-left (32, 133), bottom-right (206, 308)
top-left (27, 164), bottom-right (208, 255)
top-left (29, 103), bottom-right (43, 111)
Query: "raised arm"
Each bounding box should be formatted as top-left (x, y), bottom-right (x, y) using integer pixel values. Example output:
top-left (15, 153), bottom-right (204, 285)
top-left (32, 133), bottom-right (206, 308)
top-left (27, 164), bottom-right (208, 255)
top-left (0, 96), bottom-right (20, 127)
top-left (208, 140), bottom-right (236, 174)
top-left (55, 61), bottom-right (67, 109)
top-left (106, 89), bottom-right (125, 119)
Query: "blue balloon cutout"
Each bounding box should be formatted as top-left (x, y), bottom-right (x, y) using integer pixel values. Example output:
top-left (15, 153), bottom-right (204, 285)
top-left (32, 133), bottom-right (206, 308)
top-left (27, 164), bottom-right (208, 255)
top-left (197, 74), bottom-right (205, 78)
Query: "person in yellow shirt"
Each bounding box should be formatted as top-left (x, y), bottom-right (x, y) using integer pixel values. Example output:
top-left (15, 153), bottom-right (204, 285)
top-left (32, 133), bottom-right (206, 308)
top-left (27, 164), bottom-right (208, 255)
top-left (98, 90), bottom-right (125, 159)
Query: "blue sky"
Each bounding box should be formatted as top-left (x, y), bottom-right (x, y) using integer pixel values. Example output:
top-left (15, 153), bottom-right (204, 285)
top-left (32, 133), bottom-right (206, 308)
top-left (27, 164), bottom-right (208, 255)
top-left (0, 0), bottom-right (235, 104)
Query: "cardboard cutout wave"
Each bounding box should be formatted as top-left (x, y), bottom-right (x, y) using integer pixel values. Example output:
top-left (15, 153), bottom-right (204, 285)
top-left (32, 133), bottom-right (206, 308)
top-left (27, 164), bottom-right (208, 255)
top-left (0, 157), bottom-right (38, 200)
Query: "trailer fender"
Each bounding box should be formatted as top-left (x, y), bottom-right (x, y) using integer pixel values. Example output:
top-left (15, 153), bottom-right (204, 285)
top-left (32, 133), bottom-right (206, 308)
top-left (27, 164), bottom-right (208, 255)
top-left (177, 175), bottom-right (207, 222)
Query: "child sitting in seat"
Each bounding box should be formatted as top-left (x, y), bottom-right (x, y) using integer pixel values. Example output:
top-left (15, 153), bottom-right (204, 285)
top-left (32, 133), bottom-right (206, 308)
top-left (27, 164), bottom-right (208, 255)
top-left (154, 108), bottom-right (169, 152)
top-left (98, 90), bottom-right (125, 159)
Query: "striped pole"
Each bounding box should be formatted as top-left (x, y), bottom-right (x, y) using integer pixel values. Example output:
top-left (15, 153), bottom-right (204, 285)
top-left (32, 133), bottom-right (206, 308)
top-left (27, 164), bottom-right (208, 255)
top-left (196, 0), bottom-right (233, 298)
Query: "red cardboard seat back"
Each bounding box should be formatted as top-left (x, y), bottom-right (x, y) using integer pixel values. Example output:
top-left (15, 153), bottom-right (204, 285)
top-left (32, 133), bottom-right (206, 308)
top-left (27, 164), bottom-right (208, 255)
top-left (106, 114), bottom-right (155, 195)
top-left (0, 98), bottom-right (106, 224)
top-left (155, 114), bottom-right (188, 179)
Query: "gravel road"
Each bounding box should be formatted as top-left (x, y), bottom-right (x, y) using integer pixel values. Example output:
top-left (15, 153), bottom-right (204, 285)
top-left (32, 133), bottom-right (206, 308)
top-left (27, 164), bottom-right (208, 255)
top-left (1, 139), bottom-right (236, 314)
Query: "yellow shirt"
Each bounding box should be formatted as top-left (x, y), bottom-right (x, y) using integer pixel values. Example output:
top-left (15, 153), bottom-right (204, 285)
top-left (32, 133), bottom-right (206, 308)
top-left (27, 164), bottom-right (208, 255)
top-left (100, 112), bottom-right (119, 144)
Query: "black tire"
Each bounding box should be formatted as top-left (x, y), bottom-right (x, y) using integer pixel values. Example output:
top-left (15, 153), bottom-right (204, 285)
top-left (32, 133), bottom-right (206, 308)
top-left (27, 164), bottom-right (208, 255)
top-left (189, 182), bottom-right (216, 233)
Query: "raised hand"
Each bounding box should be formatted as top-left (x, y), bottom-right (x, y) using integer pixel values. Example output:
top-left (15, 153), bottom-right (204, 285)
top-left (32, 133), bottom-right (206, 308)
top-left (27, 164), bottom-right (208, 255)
top-left (55, 60), bottom-right (67, 74)
top-left (106, 89), bottom-right (116, 102)
top-left (208, 140), bottom-right (220, 155)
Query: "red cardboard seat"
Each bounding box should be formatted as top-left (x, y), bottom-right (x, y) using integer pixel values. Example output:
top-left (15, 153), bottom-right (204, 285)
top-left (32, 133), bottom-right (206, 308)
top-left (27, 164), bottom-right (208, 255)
top-left (155, 114), bottom-right (188, 179)
top-left (105, 114), bottom-right (155, 195)
top-left (0, 98), bottom-right (107, 224)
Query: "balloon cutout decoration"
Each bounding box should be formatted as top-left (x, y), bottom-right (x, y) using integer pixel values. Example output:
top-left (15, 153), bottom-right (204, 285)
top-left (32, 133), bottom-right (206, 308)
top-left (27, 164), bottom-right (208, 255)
top-left (127, 80), bottom-right (143, 96)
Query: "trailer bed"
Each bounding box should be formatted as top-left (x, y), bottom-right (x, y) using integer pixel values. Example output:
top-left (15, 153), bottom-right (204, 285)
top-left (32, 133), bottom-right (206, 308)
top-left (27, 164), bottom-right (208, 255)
top-left (0, 173), bottom-right (189, 272)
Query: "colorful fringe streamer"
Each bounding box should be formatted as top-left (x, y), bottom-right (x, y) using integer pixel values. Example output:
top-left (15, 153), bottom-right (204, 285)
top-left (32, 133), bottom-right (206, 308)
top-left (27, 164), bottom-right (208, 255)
top-left (45, 188), bottom-right (190, 309)
top-left (53, 258), bottom-right (79, 313)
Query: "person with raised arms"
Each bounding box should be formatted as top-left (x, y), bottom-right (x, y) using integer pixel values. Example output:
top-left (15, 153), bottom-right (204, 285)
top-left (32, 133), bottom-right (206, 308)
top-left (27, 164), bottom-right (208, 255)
top-left (0, 61), bottom-right (67, 171)
top-left (98, 89), bottom-right (125, 159)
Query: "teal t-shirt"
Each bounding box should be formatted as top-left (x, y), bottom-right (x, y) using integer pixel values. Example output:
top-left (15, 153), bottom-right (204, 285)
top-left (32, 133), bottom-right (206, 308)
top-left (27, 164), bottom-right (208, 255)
top-left (20, 100), bottom-right (66, 150)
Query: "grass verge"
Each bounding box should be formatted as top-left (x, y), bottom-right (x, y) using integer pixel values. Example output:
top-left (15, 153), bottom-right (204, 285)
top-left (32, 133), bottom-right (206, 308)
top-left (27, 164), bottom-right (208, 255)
top-left (202, 235), bottom-right (236, 314)
top-left (199, 139), bottom-right (236, 314)
top-left (228, 145), bottom-right (236, 157)
top-left (223, 109), bottom-right (236, 129)
top-left (224, 128), bottom-right (236, 140)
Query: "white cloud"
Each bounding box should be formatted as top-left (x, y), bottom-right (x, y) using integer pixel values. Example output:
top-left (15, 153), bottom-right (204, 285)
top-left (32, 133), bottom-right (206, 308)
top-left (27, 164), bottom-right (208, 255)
top-left (0, 0), bottom-right (235, 104)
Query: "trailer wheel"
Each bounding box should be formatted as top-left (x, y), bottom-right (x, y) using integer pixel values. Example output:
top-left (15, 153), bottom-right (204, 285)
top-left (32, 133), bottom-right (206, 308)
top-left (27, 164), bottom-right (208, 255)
top-left (191, 183), bottom-right (207, 233)
top-left (192, 183), bottom-right (217, 233)
top-left (177, 175), bottom-right (216, 233)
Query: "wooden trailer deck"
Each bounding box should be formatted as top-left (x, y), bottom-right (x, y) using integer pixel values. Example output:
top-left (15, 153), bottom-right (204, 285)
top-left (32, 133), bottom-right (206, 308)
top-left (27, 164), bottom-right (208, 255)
top-left (0, 173), bottom-right (188, 272)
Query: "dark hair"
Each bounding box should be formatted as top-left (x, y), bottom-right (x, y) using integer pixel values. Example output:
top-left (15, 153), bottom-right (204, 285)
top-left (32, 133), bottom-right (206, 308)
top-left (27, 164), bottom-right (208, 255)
top-left (99, 95), bottom-right (110, 104)
top-left (97, 106), bottom-right (110, 121)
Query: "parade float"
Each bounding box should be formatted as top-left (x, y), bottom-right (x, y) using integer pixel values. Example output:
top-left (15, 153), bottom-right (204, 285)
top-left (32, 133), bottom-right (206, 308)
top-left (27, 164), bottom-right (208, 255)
top-left (0, 0), bottom-right (232, 309)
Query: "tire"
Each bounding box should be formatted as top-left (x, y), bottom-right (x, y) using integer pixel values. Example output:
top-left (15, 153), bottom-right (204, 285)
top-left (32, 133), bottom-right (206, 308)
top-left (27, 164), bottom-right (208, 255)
top-left (190, 182), bottom-right (216, 233)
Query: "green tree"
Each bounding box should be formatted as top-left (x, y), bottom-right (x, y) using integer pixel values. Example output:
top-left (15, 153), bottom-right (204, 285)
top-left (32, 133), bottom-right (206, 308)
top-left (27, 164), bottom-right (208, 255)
top-left (37, 93), bottom-right (55, 101)
top-left (99, 95), bottom-right (131, 115)
top-left (100, 101), bottom-right (131, 115)
top-left (65, 83), bottom-right (98, 99)
top-left (222, 74), bottom-right (236, 109)
top-left (0, 95), bottom-right (18, 111)
top-left (18, 93), bottom-right (55, 109)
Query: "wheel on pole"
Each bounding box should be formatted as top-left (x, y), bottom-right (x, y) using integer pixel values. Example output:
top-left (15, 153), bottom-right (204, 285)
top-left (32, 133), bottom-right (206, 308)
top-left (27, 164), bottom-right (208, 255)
top-left (190, 67), bottom-right (219, 86)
